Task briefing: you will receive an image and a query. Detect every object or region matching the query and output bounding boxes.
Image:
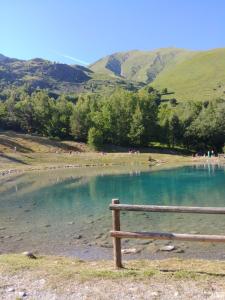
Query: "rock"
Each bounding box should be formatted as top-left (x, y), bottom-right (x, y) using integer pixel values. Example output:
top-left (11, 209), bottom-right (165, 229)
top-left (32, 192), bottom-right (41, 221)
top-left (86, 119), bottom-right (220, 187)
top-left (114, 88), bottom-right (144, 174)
top-left (94, 233), bottom-right (104, 239)
top-left (121, 248), bottom-right (138, 254)
top-left (14, 238), bottom-right (23, 242)
top-left (18, 291), bottom-right (27, 297)
top-left (4, 235), bottom-right (13, 239)
top-left (175, 248), bottom-right (185, 253)
top-left (7, 287), bottom-right (15, 292)
top-left (137, 240), bottom-right (152, 245)
top-left (151, 292), bottom-right (159, 296)
top-left (67, 221), bottom-right (74, 225)
top-left (22, 251), bottom-right (37, 259)
top-left (100, 243), bottom-right (113, 248)
top-left (73, 234), bottom-right (82, 239)
top-left (159, 245), bottom-right (175, 252)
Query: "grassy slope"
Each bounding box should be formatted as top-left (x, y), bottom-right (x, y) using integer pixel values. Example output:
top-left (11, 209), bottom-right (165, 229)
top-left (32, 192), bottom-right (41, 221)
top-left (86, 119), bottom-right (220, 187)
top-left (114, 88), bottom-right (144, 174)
top-left (91, 47), bottom-right (225, 101)
top-left (90, 48), bottom-right (193, 83)
top-left (152, 48), bottom-right (225, 101)
top-left (0, 131), bottom-right (191, 173)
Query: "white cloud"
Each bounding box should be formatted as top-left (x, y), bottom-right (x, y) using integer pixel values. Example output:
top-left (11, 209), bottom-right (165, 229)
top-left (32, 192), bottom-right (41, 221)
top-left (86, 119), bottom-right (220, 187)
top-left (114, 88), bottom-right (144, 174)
top-left (55, 52), bottom-right (89, 65)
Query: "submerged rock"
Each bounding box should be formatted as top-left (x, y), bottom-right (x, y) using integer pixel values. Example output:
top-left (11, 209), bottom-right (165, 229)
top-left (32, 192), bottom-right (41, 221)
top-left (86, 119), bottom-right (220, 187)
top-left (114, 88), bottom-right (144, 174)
top-left (73, 234), bottom-right (82, 239)
top-left (67, 221), bottom-right (75, 225)
top-left (44, 224), bottom-right (51, 228)
top-left (175, 248), bottom-right (185, 253)
top-left (94, 233), bottom-right (104, 239)
top-left (14, 237), bottom-right (23, 242)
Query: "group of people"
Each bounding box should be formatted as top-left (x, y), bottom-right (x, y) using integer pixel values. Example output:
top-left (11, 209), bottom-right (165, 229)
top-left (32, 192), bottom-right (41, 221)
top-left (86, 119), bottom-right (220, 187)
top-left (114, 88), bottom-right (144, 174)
top-left (193, 150), bottom-right (217, 159)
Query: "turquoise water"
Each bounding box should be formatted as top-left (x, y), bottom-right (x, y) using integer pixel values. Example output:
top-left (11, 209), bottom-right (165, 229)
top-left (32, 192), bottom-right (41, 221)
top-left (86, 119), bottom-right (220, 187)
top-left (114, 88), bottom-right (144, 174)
top-left (0, 164), bottom-right (225, 259)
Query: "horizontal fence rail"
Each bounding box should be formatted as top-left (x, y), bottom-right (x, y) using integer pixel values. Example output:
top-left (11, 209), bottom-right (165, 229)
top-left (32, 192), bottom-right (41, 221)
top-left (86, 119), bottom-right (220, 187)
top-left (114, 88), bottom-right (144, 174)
top-left (110, 204), bottom-right (225, 214)
top-left (110, 231), bottom-right (225, 243)
top-left (109, 199), bottom-right (225, 268)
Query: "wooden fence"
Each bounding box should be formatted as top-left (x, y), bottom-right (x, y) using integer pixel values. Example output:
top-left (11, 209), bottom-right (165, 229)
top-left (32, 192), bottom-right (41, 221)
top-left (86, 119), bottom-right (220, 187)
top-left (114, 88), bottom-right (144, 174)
top-left (110, 199), bottom-right (225, 268)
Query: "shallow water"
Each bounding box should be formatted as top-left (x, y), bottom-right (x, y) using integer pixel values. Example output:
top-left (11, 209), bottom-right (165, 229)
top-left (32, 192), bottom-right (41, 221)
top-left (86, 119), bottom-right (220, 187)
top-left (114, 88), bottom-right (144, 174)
top-left (0, 164), bottom-right (225, 260)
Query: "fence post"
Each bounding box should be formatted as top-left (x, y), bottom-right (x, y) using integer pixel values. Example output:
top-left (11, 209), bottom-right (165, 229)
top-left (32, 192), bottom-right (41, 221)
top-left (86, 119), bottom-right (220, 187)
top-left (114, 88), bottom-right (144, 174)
top-left (112, 198), bottom-right (122, 268)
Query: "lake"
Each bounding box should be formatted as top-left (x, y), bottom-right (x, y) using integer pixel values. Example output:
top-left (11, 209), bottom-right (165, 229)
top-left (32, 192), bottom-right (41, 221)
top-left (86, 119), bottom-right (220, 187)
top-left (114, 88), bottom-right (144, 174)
top-left (0, 164), bottom-right (225, 260)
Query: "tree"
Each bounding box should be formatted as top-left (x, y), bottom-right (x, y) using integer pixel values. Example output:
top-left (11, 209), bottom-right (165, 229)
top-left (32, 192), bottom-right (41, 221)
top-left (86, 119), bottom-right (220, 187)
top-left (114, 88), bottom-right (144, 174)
top-left (169, 115), bottom-right (182, 147)
top-left (128, 105), bottom-right (144, 146)
top-left (138, 89), bottom-right (159, 145)
top-left (87, 127), bottom-right (103, 150)
top-left (162, 88), bottom-right (168, 94)
top-left (70, 95), bottom-right (95, 141)
top-left (49, 95), bottom-right (73, 138)
top-left (0, 102), bottom-right (7, 129)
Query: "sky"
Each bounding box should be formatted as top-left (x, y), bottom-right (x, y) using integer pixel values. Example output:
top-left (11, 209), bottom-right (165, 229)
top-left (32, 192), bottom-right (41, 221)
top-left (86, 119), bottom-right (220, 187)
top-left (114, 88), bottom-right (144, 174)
top-left (1, 0), bottom-right (225, 65)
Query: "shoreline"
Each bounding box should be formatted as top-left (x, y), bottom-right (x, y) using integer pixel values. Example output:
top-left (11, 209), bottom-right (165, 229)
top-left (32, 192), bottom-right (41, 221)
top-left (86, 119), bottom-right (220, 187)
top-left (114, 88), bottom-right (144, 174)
top-left (0, 152), bottom-right (189, 178)
top-left (1, 254), bottom-right (225, 299)
top-left (1, 151), bottom-right (224, 180)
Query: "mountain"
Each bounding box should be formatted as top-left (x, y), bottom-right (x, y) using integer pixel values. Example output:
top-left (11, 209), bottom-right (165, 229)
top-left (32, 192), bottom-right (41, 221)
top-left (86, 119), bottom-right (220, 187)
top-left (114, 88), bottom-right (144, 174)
top-left (0, 55), bottom-right (91, 93)
top-left (90, 48), bottom-right (195, 83)
top-left (2, 47), bottom-right (225, 101)
top-left (90, 47), bottom-right (225, 101)
top-left (0, 54), bottom-right (142, 96)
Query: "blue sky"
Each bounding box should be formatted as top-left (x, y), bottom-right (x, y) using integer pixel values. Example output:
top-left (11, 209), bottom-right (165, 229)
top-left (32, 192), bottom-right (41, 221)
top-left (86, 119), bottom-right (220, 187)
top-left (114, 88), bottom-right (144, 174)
top-left (1, 0), bottom-right (225, 65)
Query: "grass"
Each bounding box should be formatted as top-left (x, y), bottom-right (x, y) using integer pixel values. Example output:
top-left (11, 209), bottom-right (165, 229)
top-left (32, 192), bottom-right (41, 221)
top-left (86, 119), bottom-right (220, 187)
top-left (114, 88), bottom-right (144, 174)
top-left (1, 254), bottom-right (225, 285)
top-left (0, 131), bottom-right (192, 174)
top-left (152, 48), bottom-right (225, 101)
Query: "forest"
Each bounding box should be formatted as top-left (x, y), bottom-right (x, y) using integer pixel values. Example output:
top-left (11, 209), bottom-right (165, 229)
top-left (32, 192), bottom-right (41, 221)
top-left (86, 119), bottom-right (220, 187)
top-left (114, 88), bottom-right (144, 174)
top-left (0, 86), bottom-right (224, 152)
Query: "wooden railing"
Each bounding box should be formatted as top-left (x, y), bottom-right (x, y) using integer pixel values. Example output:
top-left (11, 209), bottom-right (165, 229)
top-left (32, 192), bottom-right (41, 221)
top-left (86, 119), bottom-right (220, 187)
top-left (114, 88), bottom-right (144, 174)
top-left (109, 199), bottom-right (225, 268)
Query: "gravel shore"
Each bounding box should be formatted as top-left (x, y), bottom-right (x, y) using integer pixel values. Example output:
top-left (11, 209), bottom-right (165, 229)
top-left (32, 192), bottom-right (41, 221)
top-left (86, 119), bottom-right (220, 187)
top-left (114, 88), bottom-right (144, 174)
top-left (1, 270), bottom-right (225, 299)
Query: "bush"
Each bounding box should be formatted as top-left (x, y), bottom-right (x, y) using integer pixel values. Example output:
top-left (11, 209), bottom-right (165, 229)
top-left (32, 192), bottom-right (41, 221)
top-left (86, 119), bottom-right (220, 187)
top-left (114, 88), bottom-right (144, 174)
top-left (87, 127), bottom-right (103, 150)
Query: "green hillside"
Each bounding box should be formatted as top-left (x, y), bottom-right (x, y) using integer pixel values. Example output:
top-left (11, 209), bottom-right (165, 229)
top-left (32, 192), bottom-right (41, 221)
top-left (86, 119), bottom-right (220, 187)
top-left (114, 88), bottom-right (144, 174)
top-left (90, 48), bottom-right (194, 83)
top-left (152, 48), bottom-right (225, 101)
top-left (91, 47), bottom-right (225, 101)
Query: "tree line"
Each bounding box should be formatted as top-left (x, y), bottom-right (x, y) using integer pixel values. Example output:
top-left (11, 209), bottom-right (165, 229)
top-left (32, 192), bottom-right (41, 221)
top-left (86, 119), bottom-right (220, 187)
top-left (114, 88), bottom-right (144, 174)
top-left (0, 87), bottom-right (224, 152)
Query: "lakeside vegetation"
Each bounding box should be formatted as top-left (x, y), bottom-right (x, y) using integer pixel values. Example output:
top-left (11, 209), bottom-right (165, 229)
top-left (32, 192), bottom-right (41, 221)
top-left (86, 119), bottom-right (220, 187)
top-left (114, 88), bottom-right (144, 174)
top-left (0, 87), bottom-right (224, 153)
